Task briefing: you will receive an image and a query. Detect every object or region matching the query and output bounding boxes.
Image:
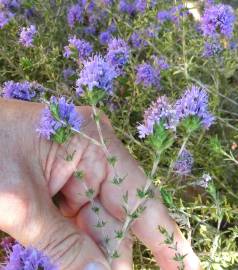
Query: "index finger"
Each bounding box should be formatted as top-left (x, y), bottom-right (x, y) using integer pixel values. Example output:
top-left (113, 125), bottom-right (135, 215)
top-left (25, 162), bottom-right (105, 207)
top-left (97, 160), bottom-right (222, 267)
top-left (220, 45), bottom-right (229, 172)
top-left (100, 134), bottom-right (201, 270)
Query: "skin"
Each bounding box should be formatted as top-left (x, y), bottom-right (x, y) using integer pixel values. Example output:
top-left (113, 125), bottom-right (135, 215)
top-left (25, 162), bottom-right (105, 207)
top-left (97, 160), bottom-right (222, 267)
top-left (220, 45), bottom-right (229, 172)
top-left (0, 98), bottom-right (201, 270)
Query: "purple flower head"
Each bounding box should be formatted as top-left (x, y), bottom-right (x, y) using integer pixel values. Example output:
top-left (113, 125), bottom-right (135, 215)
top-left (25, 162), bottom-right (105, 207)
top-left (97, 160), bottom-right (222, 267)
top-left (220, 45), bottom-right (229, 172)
top-left (201, 4), bottom-right (236, 39)
top-left (106, 38), bottom-right (130, 76)
top-left (99, 0), bottom-right (113, 7)
top-left (2, 242), bottom-right (58, 270)
top-left (76, 54), bottom-right (117, 96)
top-left (157, 10), bottom-right (172, 23)
top-left (229, 40), bottom-right (238, 50)
top-left (152, 56), bottom-right (170, 70)
top-left (64, 36), bottom-right (93, 62)
top-left (63, 67), bottom-right (76, 81)
top-left (0, 0), bottom-right (21, 9)
top-left (135, 63), bottom-right (160, 88)
top-left (175, 85), bottom-right (215, 129)
top-left (135, 0), bottom-right (147, 13)
top-left (19, 25), bottom-right (37, 47)
top-left (203, 39), bottom-right (222, 57)
top-left (0, 10), bottom-right (14, 28)
top-left (67, 4), bottom-right (83, 28)
top-left (2, 81), bottom-right (36, 100)
top-left (84, 25), bottom-right (96, 35)
top-left (99, 30), bottom-right (112, 45)
top-left (37, 96), bottom-right (83, 140)
top-left (173, 149), bottom-right (194, 176)
top-left (157, 4), bottom-right (187, 25)
top-left (130, 31), bottom-right (146, 49)
top-left (196, 173), bottom-right (212, 188)
top-left (108, 22), bottom-right (117, 33)
top-left (137, 96), bottom-right (178, 138)
top-left (119, 0), bottom-right (136, 15)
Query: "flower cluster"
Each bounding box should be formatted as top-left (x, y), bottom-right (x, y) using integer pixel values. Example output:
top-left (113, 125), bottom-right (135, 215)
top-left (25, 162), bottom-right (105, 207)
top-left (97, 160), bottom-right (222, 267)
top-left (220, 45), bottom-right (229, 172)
top-left (153, 56), bottom-right (170, 70)
top-left (106, 38), bottom-right (130, 75)
top-left (2, 241), bottom-right (58, 270)
top-left (118, 0), bottom-right (156, 15)
top-left (0, 0), bottom-right (20, 28)
top-left (19, 25), bottom-right (37, 47)
top-left (64, 36), bottom-right (93, 62)
top-left (67, 3), bottom-right (83, 28)
top-left (137, 96), bottom-right (178, 138)
top-left (37, 96), bottom-right (83, 141)
top-left (135, 56), bottom-right (169, 89)
top-left (203, 39), bottom-right (222, 57)
top-left (2, 81), bottom-right (44, 101)
top-left (136, 63), bottom-right (160, 89)
top-left (173, 149), bottom-right (194, 176)
top-left (138, 85), bottom-right (214, 138)
top-left (157, 4), bottom-right (187, 26)
top-left (175, 85), bottom-right (215, 129)
top-left (63, 67), bottom-right (76, 82)
top-left (201, 4), bottom-right (236, 39)
top-left (76, 54), bottom-right (117, 96)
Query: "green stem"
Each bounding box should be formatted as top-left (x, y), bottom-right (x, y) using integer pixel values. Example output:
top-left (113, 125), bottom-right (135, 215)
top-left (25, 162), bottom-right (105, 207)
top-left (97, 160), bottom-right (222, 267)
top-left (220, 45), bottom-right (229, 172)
top-left (166, 135), bottom-right (190, 182)
top-left (109, 154), bottom-right (160, 263)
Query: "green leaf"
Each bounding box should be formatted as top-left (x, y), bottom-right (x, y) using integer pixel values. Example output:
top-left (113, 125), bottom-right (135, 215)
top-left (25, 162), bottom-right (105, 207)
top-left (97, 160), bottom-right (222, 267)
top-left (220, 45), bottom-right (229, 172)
top-left (51, 127), bottom-right (72, 144)
top-left (74, 170), bottom-right (84, 180)
top-left (160, 187), bottom-right (174, 208)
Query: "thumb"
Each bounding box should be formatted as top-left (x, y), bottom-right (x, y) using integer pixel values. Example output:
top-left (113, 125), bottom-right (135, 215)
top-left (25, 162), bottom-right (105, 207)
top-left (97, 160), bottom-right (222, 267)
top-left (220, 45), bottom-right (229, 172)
top-left (0, 186), bottom-right (110, 270)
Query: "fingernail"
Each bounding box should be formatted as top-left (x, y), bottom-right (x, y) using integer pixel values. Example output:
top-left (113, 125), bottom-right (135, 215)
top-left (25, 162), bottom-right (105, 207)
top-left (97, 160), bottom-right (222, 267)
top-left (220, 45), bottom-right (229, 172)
top-left (83, 262), bottom-right (108, 270)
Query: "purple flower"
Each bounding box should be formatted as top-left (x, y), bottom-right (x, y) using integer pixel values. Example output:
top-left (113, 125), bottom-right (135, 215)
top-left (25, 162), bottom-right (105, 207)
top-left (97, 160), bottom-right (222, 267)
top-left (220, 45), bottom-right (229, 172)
top-left (157, 10), bottom-right (172, 23)
top-left (2, 242), bottom-right (58, 270)
top-left (0, 0), bottom-right (21, 9)
top-left (119, 0), bottom-right (136, 15)
top-left (175, 85), bottom-right (215, 129)
top-left (130, 31), bottom-right (146, 49)
top-left (157, 4), bottom-right (187, 25)
top-left (135, 0), bottom-right (147, 13)
top-left (203, 39), bottom-right (222, 57)
top-left (63, 67), bottom-right (76, 81)
top-left (37, 96), bottom-right (83, 140)
top-left (67, 4), bottom-right (83, 28)
top-left (99, 30), bottom-right (112, 45)
top-left (83, 25), bottom-right (96, 35)
top-left (76, 54), bottom-right (117, 96)
top-left (173, 149), bottom-right (194, 176)
top-left (64, 36), bottom-right (93, 62)
top-left (201, 4), bottom-right (236, 39)
top-left (19, 25), bottom-right (37, 47)
top-left (196, 173), bottom-right (212, 188)
top-left (106, 38), bottom-right (130, 75)
top-left (229, 40), bottom-right (238, 50)
top-left (135, 63), bottom-right (160, 88)
top-left (137, 96), bottom-right (178, 138)
top-left (2, 81), bottom-right (35, 100)
top-left (153, 56), bottom-right (170, 70)
top-left (0, 10), bottom-right (14, 28)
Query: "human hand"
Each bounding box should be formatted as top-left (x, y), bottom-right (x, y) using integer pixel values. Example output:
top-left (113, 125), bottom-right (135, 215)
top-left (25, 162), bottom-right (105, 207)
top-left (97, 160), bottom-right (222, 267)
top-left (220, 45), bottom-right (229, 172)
top-left (0, 98), bottom-right (201, 270)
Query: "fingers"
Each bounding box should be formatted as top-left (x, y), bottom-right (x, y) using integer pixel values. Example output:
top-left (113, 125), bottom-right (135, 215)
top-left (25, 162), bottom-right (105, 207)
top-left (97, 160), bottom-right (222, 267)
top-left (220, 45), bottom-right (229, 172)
top-left (59, 142), bottom-right (108, 217)
top-left (99, 138), bottom-right (201, 269)
top-left (132, 199), bottom-right (201, 270)
top-left (0, 183), bottom-right (110, 270)
top-left (77, 199), bottom-right (133, 270)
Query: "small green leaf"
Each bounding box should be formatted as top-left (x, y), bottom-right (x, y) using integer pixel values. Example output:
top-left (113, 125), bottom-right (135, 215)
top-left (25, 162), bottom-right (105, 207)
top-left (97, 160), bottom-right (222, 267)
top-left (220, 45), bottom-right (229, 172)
top-left (74, 170), bottom-right (84, 180)
top-left (160, 187), bottom-right (174, 208)
top-left (107, 156), bottom-right (117, 167)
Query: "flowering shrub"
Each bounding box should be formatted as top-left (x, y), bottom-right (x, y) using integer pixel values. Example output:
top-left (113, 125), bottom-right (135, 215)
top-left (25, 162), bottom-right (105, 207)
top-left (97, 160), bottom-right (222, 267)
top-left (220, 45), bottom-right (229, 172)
top-left (0, 0), bottom-right (238, 269)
